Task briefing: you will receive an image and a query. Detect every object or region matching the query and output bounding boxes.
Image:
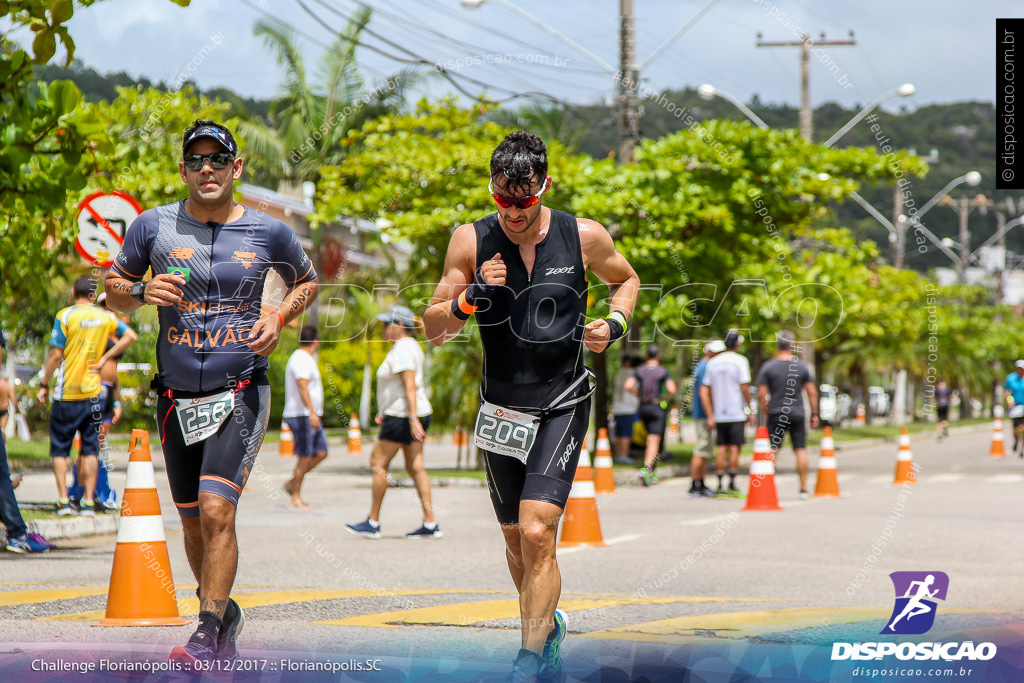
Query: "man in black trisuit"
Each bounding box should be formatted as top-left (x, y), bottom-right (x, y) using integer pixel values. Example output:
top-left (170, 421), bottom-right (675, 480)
top-left (106, 120), bottom-right (318, 665)
top-left (425, 131), bottom-right (639, 682)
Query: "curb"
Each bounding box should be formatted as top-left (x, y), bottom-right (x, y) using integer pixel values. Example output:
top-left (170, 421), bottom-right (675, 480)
top-left (1, 514), bottom-right (117, 547)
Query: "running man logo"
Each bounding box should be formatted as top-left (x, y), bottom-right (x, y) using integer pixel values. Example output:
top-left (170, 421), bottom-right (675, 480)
top-left (881, 571), bottom-right (949, 635)
top-left (233, 251), bottom-right (257, 269)
top-left (167, 247), bottom-right (195, 260)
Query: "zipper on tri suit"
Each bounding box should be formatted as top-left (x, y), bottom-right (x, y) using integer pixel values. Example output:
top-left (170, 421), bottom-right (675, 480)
top-left (200, 223), bottom-right (216, 392)
top-left (525, 270), bottom-right (531, 339)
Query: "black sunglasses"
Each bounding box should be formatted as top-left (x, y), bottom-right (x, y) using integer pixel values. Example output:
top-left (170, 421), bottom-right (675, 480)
top-left (183, 152), bottom-right (235, 171)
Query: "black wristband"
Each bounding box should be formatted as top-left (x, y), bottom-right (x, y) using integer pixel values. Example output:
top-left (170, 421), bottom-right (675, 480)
top-left (465, 268), bottom-right (490, 306)
top-left (451, 296), bottom-right (472, 321)
top-left (604, 317), bottom-right (625, 343)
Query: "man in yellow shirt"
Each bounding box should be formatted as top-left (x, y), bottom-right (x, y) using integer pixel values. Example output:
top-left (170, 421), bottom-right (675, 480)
top-left (38, 276), bottom-right (136, 515)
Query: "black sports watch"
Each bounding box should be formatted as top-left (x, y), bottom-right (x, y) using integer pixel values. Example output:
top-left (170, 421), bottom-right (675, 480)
top-left (130, 281), bottom-right (148, 304)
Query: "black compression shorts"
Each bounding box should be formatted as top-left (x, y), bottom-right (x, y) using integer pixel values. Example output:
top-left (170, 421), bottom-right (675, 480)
top-left (637, 402), bottom-right (667, 438)
top-left (482, 400), bottom-right (591, 526)
top-left (157, 379), bottom-right (270, 517)
top-left (766, 412), bottom-right (807, 450)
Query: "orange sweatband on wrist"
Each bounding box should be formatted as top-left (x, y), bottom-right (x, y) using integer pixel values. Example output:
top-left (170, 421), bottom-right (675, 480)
top-left (273, 310), bottom-right (285, 327)
top-left (452, 291), bottom-right (478, 320)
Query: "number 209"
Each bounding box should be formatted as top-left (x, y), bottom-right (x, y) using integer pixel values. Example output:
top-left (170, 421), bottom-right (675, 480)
top-left (479, 415), bottom-right (531, 450)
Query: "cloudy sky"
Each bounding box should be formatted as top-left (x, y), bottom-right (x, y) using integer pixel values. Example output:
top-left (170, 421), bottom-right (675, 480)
top-left (55, 0), bottom-right (1015, 111)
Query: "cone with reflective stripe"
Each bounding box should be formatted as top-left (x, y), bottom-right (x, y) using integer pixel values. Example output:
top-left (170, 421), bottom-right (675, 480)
top-left (593, 428), bottom-right (616, 494)
top-left (989, 411), bottom-right (1005, 458)
top-left (96, 429), bottom-right (190, 626)
top-left (279, 421), bottom-right (294, 457)
top-left (813, 426), bottom-right (840, 497)
top-left (742, 426), bottom-right (782, 511)
top-left (558, 440), bottom-right (605, 547)
top-left (348, 413), bottom-right (362, 455)
top-left (668, 407), bottom-right (680, 442)
top-left (72, 433), bottom-right (81, 454)
top-left (893, 426), bottom-right (915, 485)
top-left (855, 403), bottom-right (866, 426)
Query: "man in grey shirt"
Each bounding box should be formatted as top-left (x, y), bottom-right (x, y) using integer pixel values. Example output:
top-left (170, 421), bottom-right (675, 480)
top-left (756, 331), bottom-right (818, 498)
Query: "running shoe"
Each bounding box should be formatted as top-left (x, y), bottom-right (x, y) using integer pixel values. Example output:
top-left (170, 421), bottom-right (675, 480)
top-left (345, 519), bottom-right (381, 539)
top-left (169, 630), bottom-right (218, 668)
top-left (406, 524), bottom-right (443, 539)
top-left (799, 490), bottom-right (810, 500)
top-left (714, 486), bottom-right (728, 497)
top-left (726, 486), bottom-right (745, 498)
top-left (639, 467), bottom-right (658, 486)
top-left (6, 535), bottom-right (50, 554)
top-left (217, 597), bottom-right (244, 659)
top-left (79, 500), bottom-right (95, 517)
top-left (508, 648), bottom-right (543, 683)
top-left (687, 486), bottom-right (702, 498)
top-left (700, 485), bottom-right (717, 497)
top-left (539, 608), bottom-right (567, 682)
top-left (56, 500), bottom-right (74, 516)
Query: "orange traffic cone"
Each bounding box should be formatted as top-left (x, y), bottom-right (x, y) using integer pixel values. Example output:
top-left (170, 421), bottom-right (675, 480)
top-left (742, 426), bottom-right (782, 511)
top-left (72, 433), bottom-right (81, 454)
top-left (453, 426), bottom-right (468, 447)
top-left (990, 412), bottom-right (1005, 458)
top-left (814, 426), bottom-right (840, 497)
top-left (855, 403), bottom-right (866, 426)
top-left (668, 407), bottom-right (680, 442)
top-left (558, 439), bottom-right (605, 547)
top-left (96, 429), bottom-right (190, 626)
top-left (279, 422), bottom-right (294, 457)
top-left (593, 428), bottom-right (616, 494)
top-left (893, 426), bottom-right (915, 485)
top-left (348, 413), bottom-right (362, 455)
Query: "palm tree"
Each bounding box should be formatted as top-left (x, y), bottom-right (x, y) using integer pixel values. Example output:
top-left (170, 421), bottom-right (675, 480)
top-left (237, 8), bottom-right (415, 185)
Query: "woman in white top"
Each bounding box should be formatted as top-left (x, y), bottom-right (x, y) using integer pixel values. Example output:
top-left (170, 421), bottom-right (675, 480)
top-left (345, 305), bottom-right (441, 539)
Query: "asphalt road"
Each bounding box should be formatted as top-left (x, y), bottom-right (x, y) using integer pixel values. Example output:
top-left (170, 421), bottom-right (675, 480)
top-left (1, 424), bottom-right (1022, 681)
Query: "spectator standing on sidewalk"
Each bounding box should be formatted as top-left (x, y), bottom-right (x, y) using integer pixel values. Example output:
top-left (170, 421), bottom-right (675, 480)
top-left (934, 379), bottom-right (952, 441)
top-left (611, 354), bottom-right (640, 464)
top-left (756, 331), bottom-right (818, 499)
top-left (1, 326), bottom-right (50, 553)
top-left (38, 276), bottom-right (135, 517)
top-left (346, 305), bottom-right (440, 539)
top-left (282, 325), bottom-right (329, 508)
top-left (689, 339), bottom-right (724, 497)
top-left (700, 330), bottom-right (753, 497)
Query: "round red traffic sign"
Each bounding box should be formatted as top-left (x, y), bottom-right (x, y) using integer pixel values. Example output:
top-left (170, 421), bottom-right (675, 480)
top-left (75, 190), bottom-right (143, 267)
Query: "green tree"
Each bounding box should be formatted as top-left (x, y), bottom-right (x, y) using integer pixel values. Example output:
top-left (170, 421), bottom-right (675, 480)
top-left (237, 10), bottom-right (414, 185)
top-left (0, 0), bottom-right (189, 325)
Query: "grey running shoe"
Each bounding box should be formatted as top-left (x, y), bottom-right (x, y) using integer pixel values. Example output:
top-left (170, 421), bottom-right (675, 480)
top-left (217, 597), bottom-right (244, 659)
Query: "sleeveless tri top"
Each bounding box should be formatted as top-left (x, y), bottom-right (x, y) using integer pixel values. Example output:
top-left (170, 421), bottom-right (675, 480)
top-left (474, 209), bottom-right (588, 410)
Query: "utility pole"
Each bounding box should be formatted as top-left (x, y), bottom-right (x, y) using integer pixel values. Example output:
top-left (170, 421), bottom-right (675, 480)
top-left (618, 0), bottom-right (639, 163)
top-left (755, 32), bottom-right (856, 140)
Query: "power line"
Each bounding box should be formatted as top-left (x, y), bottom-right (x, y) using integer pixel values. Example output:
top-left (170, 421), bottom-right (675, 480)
top-left (291, 0), bottom-right (571, 105)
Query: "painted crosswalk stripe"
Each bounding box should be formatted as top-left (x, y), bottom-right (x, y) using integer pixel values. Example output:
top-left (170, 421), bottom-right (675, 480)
top-left (39, 588), bottom-right (459, 622)
top-left (315, 594), bottom-right (771, 628)
top-left (585, 606), bottom-right (1004, 644)
top-left (0, 587), bottom-right (108, 607)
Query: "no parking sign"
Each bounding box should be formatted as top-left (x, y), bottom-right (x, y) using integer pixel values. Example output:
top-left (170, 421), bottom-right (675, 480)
top-left (75, 190), bottom-right (143, 267)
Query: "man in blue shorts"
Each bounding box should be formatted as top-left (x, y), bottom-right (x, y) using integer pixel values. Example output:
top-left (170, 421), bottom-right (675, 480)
top-left (39, 276), bottom-right (135, 516)
top-left (282, 325), bottom-right (328, 508)
top-left (1004, 360), bottom-right (1024, 456)
top-left (105, 120), bottom-right (318, 664)
top-left (424, 130), bottom-right (639, 682)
